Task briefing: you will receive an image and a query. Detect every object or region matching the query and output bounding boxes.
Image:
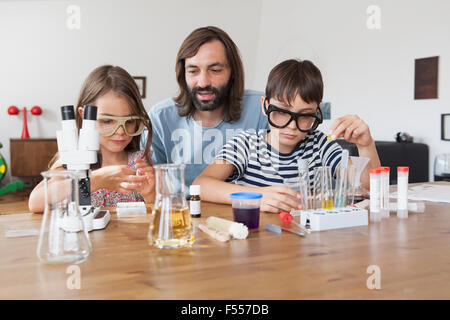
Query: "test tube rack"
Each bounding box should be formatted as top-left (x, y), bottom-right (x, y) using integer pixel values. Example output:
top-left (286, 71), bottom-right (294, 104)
top-left (291, 206), bottom-right (368, 232)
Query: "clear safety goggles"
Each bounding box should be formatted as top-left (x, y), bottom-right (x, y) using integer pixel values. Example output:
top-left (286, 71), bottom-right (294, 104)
top-left (96, 115), bottom-right (145, 137)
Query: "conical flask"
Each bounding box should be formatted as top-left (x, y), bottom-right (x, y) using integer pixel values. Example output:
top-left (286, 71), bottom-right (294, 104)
top-left (36, 170), bottom-right (92, 264)
top-left (148, 164), bottom-right (195, 249)
top-left (349, 156), bottom-right (370, 202)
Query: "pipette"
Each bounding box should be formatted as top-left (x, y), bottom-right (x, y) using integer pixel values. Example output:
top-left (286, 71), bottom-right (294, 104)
top-left (265, 224), bottom-right (305, 237)
top-left (279, 211), bottom-right (311, 234)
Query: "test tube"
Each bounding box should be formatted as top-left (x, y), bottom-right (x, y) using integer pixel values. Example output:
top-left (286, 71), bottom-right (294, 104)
top-left (313, 166), bottom-right (333, 209)
top-left (397, 167), bottom-right (409, 219)
top-left (346, 164), bottom-right (357, 206)
top-left (334, 150), bottom-right (349, 208)
top-left (297, 159), bottom-right (310, 210)
top-left (369, 168), bottom-right (381, 222)
top-left (379, 167), bottom-right (390, 218)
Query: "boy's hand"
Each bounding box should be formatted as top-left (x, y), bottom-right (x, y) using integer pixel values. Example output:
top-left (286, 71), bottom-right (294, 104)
top-left (258, 186), bottom-right (303, 213)
top-left (330, 115), bottom-right (374, 148)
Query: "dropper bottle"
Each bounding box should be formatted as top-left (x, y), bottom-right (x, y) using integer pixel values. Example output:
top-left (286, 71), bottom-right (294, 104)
top-left (189, 185), bottom-right (201, 218)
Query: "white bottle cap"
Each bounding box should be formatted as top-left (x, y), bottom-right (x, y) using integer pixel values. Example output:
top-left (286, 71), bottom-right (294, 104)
top-left (190, 185), bottom-right (201, 196)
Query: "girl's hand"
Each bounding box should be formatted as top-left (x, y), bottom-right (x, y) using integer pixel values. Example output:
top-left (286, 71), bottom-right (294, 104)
top-left (330, 115), bottom-right (374, 148)
top-left (92, 165), bottom-right (143, 194)
top-left (258, 185), bottom-right (303, 214)
top-left (120, 158), bottom-right (155, 202)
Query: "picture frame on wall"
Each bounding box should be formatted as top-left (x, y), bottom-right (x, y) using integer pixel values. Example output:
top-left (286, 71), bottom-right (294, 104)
top-left (414, 56), bottom-right (439, 100)
top-left (133, 76), bottom-right (147, 99)
top-left (442, 114), bottom-right (450, 141)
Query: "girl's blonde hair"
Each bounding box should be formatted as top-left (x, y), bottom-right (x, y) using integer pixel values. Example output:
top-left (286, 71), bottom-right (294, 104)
top-left (49, 65), bottom-right (152, 168)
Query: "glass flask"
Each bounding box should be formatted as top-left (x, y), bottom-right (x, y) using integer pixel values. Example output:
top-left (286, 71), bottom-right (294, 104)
top-left (349, 156), bottom-right (370, 202)
top-left (36, 170), bottom-right (92, 264)
top-left (148, 164), bottom-right (195, 249)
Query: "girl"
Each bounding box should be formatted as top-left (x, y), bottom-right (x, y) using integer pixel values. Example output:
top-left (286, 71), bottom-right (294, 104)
top-left (29, 65), bottom-right (155, 212)
top-left (193, 59), bottom-right (380, 213)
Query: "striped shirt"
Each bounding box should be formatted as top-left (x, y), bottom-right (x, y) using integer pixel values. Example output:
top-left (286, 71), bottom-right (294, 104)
top-left (215, 130), bottom-right (342, 188)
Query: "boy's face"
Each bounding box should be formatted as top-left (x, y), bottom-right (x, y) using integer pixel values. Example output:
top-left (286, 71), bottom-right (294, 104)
top-left (261, 94), bottom-right (319, 151)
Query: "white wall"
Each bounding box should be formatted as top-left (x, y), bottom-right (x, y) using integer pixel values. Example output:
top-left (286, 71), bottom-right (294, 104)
top-left (0, 0), bottom-right (263, 186)
top-left (253, 0), bottom-right (450, 180)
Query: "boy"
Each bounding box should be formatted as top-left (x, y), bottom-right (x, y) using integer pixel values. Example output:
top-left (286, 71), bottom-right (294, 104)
top-left (193, 59), bottom-right (380, 213)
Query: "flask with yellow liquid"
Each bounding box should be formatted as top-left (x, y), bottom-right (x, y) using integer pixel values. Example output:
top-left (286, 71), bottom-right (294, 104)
top-left (148, 164), bottom-right (195, 249)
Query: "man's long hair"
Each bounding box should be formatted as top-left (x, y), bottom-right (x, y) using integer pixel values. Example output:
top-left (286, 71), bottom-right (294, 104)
top-left (174, 26), bottom-right (245, 122)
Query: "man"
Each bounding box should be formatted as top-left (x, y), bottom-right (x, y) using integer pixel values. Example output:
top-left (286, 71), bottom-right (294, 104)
top-left (142, 26), bottom-right (268, 188)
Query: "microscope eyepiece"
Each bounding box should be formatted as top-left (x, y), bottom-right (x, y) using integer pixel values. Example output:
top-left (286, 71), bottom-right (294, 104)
top-left (83, 105), bottom-right (97, 121)
top-left (61, 105), bottom-right (75, 120)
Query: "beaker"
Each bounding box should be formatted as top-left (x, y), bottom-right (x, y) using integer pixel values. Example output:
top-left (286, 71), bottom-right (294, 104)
top-left (36, 170), bottom-right (92, 264)
top-left (313, 166), bottom-right (333, 209)
top-left (148, 164), bottom-right (195, 249)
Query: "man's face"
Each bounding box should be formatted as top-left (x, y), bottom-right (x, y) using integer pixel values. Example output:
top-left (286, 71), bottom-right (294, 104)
top-left (185, 40), bottom-right (232, 112)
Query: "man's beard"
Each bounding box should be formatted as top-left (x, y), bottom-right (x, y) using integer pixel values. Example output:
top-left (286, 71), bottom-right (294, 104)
top-left (189, 82), bottom-right (230, 112)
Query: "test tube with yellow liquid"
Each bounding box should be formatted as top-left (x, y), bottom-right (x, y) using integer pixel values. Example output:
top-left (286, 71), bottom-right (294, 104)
top-left (313, 166), bottom-right (334, 210)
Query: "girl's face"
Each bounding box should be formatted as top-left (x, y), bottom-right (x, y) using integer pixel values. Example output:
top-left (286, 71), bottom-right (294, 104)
top-left (261, 94), bottom-right (319, 153)
top-left (79, 90), bottom-right (134, 154)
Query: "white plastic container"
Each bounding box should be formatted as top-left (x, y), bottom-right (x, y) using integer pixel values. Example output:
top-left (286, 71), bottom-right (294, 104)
top-left (380, 167), bottom-right (390, 218)
top-left (397, 167), bottom-right (409, 219)
top-left (369, 168), bottom-right (381, 222)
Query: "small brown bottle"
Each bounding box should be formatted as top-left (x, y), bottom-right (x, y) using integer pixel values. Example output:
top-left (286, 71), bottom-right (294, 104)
top-left (189, 185), bottom-right (201, 218)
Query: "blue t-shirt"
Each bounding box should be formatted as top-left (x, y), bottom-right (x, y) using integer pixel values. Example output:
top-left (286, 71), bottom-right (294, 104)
top-left (140, 89), bottom-right (269, 187)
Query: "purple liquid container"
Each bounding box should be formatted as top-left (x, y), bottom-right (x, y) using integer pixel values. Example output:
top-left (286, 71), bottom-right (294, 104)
top-left (229, 192), bottom-right (262, 230)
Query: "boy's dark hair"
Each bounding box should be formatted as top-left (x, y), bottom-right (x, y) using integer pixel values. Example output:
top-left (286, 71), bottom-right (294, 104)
top-left (265, 59), bottom-right (323, 106)
top-left (174, 26), bottom-right (245, 122)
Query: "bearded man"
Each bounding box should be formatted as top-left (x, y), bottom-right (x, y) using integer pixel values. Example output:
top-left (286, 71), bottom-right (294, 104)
top-left (142, 26), bottom-right (268, 187)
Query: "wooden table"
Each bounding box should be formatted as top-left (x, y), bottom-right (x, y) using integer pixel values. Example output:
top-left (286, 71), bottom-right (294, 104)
top-left (0, 197), bottom-right (450, 300)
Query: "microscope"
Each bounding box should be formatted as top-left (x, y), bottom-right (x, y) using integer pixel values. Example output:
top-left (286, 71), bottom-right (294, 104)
top-left (56, 105), bottom-right (110, 232)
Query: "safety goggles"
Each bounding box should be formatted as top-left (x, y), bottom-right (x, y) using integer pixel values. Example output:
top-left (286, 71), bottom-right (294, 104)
top-left (96, 115), bottom-right (145, 137)
top-left (264, 100), bottom-right (323, 133)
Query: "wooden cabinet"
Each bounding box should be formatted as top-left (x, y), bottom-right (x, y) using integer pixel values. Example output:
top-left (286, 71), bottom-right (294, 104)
top-left (10, 139), bottom-right (58, 177)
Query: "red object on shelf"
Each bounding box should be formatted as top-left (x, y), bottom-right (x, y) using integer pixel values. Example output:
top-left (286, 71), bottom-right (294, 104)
top-left (21, 107), bottom-right (30, 139)
top-left (31, 106), bottom-right (42, 115)
top-left (7, 105), bottom-right (42, 139)
top-left (7, 105), bottom-right (19, 115)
